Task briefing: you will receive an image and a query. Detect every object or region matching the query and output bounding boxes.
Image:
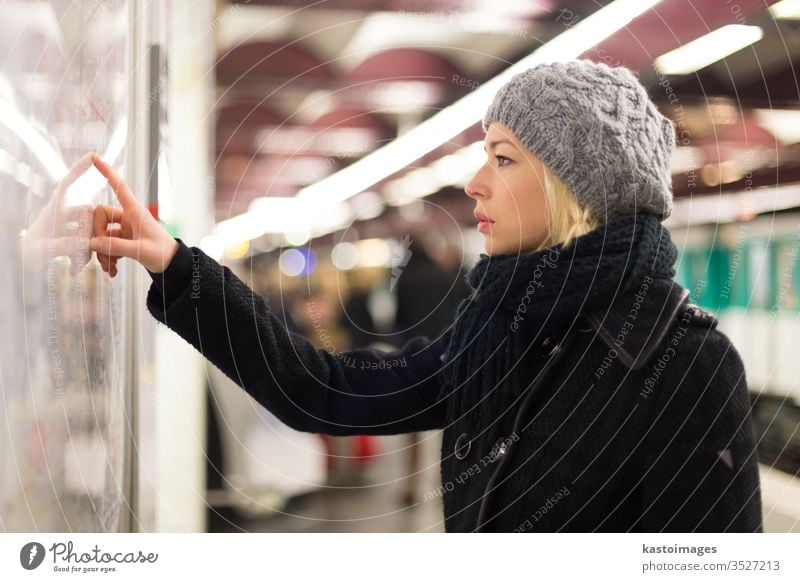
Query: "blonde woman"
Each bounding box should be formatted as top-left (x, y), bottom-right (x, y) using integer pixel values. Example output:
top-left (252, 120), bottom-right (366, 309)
top-left (90, 60), bottom-right (762, 532)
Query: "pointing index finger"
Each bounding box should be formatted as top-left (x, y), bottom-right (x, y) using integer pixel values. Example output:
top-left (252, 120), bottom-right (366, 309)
top-left (92, 154), bottom-right (138, 210)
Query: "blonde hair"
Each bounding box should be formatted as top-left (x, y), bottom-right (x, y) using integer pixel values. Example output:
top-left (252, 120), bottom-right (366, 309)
top-left (531, 165), bottom-right (600, 252)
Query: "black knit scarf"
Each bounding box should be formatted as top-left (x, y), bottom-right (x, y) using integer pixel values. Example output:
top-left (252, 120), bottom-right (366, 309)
top-left (440, 214), bottom-right (679, 424)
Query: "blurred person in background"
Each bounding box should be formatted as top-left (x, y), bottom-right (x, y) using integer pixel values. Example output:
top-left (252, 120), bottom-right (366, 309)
top-left (89, 60), bottom-right (761, 532)
top-left (390, 229), bottom-right (471, 504)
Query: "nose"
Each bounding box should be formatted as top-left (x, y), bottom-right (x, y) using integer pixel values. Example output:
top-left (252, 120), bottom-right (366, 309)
top-left (464, 164), bottom-right (488, 200)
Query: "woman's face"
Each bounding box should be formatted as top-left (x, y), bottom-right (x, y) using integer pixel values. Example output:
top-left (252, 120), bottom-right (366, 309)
top-left (465, 122), bottom-right (549, 255)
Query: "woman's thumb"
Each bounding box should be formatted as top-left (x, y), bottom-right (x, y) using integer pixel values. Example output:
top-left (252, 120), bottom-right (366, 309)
top-left (90, 236), bottom-right (140, 259)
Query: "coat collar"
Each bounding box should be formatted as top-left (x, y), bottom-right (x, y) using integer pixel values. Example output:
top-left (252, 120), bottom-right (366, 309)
top-left (581, 277), bottom-right (691, 371)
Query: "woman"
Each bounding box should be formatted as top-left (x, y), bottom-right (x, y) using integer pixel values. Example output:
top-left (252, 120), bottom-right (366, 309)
top-left (90, 60), bottom-right (762, 532)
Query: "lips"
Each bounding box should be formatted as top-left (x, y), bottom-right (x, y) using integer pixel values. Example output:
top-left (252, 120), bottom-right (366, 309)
top-left (474, 210), bottom-right (494, 224)
top-left (475, 209), bottom-right (494, 233)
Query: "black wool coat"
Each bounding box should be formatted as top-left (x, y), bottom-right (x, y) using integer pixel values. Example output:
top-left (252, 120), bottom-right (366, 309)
top-left (146, 241), bottom-right (763, 533)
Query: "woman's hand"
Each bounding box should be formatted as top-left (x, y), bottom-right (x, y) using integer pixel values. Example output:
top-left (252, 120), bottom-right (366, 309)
top-left (90, 153), bottom-right (178, 277)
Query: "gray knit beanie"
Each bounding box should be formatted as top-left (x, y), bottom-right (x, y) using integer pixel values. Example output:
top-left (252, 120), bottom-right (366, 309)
top-left (482, 60), bottom-right (675, 221)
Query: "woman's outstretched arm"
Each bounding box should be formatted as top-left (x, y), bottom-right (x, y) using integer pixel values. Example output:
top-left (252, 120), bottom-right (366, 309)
top-left (148, 241), bottom-right (449, 435)
top-left (89, 154), bottom-right (449, 436)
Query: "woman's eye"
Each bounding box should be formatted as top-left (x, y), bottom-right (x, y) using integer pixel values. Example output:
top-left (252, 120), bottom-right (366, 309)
top-left (496, 155), bottom-right (511, 167)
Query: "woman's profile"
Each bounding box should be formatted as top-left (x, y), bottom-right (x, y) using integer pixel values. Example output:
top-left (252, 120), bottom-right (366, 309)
top-left (89, 60), bottom-right (762, 533)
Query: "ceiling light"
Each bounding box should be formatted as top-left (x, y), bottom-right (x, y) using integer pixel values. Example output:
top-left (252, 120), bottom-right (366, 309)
top-left (219, 197), bottom-right (305, 245)
top-left (398, 198), bottom-right (427, 222)
top-left (200, 235), bottom-right (225, 260)
top-left (754, 108), bottom-right (800, 144)
top-left (349, 191), bottom-right (384, 221)
top-left (225, 240), bottom-right (250, 260)
top-left (654, 25), bottom-right (764, 75)
top-left (769, 0), bottom-right (800, 20)
top-left (670, 146), bottom-right (705, 174)
top-left (279, 248), bottom-right (307, 276)
top-left (331, 242), bottom-right (359, 270)
top-left (383, 178), bottom-right (413, 207)
top-left (356, 238), bottom-right (391, 268)
top-left (284, 229), bottom-right (311, 247)
top-left (215, 196), bottom-right (356, 247)
top-left (430, 154), bottom-right (465, 186)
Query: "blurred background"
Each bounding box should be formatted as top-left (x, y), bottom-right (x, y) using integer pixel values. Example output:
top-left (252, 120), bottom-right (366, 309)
top-left (1, 0), bottom-right (800, 533)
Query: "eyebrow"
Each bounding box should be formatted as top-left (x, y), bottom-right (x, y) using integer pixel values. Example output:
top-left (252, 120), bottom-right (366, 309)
top-left (483, 139), bottom-right (514, 151)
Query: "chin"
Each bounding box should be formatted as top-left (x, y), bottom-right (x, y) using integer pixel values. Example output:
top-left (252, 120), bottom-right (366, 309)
top-left (484, 240), bottom-right (509, 256)
top-left (485, 238), bottom-right (538, 256)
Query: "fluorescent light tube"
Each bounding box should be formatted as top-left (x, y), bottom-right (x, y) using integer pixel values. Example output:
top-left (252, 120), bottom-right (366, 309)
top-left (654, 24), bottom-right (764, 75)
top-left (770, 0), bottom-right (800, 20)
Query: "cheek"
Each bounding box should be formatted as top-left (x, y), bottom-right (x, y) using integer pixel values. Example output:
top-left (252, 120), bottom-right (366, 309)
top-left (502, 189), bottom-right (548, 250)
top-left (509, 186), bottom-right (547, 229)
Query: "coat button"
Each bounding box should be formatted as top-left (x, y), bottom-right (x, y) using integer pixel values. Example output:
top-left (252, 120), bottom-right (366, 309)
top-left (541, 337), bottom-right (561, 357)
top-left (498, 442), bottom-right (507, 457)
top-left (491, 437), bottom-right (509, 461)
top-left (454, 433), bottom-right (471, 459)
top-left (439, 351), bottom-right (448, 363)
